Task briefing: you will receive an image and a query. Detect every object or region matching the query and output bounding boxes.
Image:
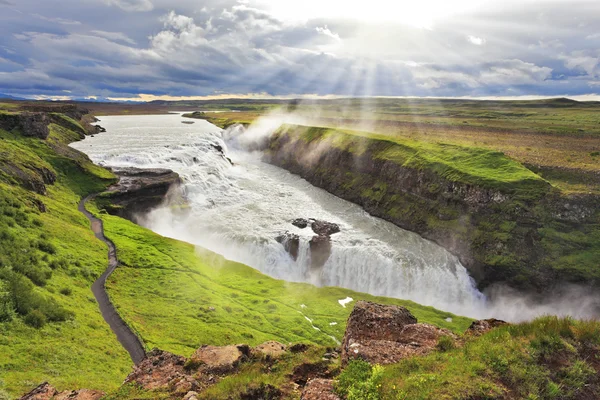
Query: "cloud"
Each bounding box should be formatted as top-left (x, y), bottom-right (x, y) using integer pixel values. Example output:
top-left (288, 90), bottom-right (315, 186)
top-left (316, 26), bottom-right (341, 41)
top-left (467, 35), bottom-right (485, 45)
top-left (1, 0), bottom-right (600, 98)
top-left (103, 0), bottom-right (153, 12)
top-left (0, 0), bottom-right (14, 5)
top-left (90, 30), bottom-right (137, 45)
top-left (33, 14), bottom-right (81, 25)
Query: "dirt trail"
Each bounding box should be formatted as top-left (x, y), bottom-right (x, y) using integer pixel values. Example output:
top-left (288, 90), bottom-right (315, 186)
top-left (79, 195), bottom-right (146, 365)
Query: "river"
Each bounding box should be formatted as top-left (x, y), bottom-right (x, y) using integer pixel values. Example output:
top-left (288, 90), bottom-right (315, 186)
top-left (71, 113), bottom-right (597, 321)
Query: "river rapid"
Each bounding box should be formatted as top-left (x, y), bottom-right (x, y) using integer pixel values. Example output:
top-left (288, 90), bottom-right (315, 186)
top-left (71, 113), bottom-right (598, 321)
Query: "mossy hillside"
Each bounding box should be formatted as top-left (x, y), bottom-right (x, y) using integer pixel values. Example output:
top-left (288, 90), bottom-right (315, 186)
top-left (284, 124), bottom-right (551, 198)
top-left (0, 125), bottom-right (131, 397)
top-left (378, 317), bottom-right (600, 399)
top-left (182, 111), bottom-right (254, 129)
top-left (268, 125), bottom-right (600, 289)
top-left (90, 204), bottom-right (472, 357)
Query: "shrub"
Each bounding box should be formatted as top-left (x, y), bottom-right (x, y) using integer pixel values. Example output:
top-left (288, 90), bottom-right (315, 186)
top-left (37, 239), bottom-right (57, 255)
top-left (436, 335), bottom-right (455, 352)
top-left (24, 309), bottom-right (47, 328)
top-left (335, 360), bottom-right (376, 398)
top-left (59, 287), bottom-right (72, 296)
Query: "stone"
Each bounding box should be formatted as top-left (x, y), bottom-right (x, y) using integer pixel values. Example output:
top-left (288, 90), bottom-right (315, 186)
top-left (341, 301), bottom-right (455, 365)
top-left (190, 344), bottom-right (249, 373)
top-left (467, 318), bottom-right (508, 335)
top-left (124, 349), bottom-right (188, 390)
top-left (300, 379), bottom-right (341, 400)
top-left (253, 341), bottom-right (287, 360)
top-left (310, 220), bottom-right (340, 236)
top-left (19, 382), bottom-right (57, 400)
top-left (275, 231), bottom-right (300, 261)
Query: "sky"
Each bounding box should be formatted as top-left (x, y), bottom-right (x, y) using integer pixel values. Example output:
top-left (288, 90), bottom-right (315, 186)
top-left (1, 0), bottom-right (600, 100)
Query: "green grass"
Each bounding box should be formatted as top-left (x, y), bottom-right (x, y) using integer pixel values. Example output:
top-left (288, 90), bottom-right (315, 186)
top-left (0, 125), bottom-right (130, 397)
top-left (90, 204), bottom-right (472, 357)
top-left (379, 316), bottom-right (600, 399)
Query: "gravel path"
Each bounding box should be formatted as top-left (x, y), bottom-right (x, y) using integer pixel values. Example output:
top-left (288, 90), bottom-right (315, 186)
top-left (79, 195), bottom-right (146, 365)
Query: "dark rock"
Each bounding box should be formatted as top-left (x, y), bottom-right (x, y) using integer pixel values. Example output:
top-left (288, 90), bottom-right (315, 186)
top-left (310, 220), bottom-right (340, 236)
top-left (276, 231), bottom-right (300, 261)
top-left (289, 343), bottom-right (310, 353)
top-left (467, 318), bottom-right (508, 335)
top-left (102, 167), bottom-right (182, 223)
top-left (309, 234), bottom-right (331, 270)
top-left (290, 361), bottom-right (334, 386)
top-left (54, 389), bottom-right (105, 400)
top-left (292, 218), bottom-right (310, 229)
top-left (0, 112), bottom-right (50, 139)
top-left (300, 379), bottom-right (340, 400)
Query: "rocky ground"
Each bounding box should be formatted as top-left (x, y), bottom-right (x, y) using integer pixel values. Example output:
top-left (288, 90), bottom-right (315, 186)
top-left (19, 301), bottom-right (499, 400)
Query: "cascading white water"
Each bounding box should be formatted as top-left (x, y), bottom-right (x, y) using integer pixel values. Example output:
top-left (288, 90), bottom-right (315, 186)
top-left (71, 113), bottom-right (598, 321)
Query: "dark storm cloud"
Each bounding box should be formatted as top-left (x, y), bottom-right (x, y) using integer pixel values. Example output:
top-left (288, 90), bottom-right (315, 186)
top-left (0, 0), bottom-right (599, 99)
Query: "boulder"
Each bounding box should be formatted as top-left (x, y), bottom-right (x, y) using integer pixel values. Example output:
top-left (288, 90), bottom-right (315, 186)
top-left (309, 234), bottom-right (332, 270)
top-left (310, 220), bottom-right (340, 236)
top-left (300, 379), bottom-right (341, 400)
top-left (292, 218), bottom-right (310, 229)
top-left (124, 349), bottom-right (189, 391)
top-left (275, 232), bottom-right (300, 261)
top-left (19, 382), bottom-right (57, 400)
top-left (467, 318), bottom-right (508, 335)
top-left (253, 341), bottom-right (287, 360)
top-left (341, 301), bottom-right (455, 365)
top-left (190, 344), bottom-right (249, 373)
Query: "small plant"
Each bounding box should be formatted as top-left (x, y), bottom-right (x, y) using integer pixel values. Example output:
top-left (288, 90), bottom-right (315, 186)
top-left (335, 360), bottom-right (382, 399)
top-left (436, 335), bottom-right (455, 352)
top-left (24, 309), bottom-right (47, 328)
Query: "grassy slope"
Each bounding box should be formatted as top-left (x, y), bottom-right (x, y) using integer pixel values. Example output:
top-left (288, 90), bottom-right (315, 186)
top-left (91, 206), bottom-right (472, 357)
top-left (379, 317), bottom-right (600, 399)
top-left (0, 125), bottom-right (131, 397)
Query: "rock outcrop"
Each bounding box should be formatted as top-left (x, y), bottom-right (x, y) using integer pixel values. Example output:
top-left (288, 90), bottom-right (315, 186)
top-left (0, 112), bottom-right (50, 139)
top-left (101, 167), bottom-right (182, 222)
top-left (19, 383), bottom-right (104, 400)
top-left (277, 218), bottom-right (340, 269)
top-left (341, 301), bottom-right (455, 365)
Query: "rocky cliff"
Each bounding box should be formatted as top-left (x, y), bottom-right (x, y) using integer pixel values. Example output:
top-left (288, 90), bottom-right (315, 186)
top-left (97, 167), bottom-right (183, 223)
top-left (265, 124), bottom-right (600, 291)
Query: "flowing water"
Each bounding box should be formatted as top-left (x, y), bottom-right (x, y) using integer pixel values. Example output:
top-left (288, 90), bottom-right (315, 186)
top-left (71, 113), bottom-right (598, 321)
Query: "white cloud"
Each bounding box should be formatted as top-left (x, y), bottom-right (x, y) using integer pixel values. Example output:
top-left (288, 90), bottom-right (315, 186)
top-left (467, 35), bottom-right (485, 45)
top-left (316, 26), bottom-right (341, 41)
top-left (103, 0), bottom-right (153, 12)
top-left (90, 30), bottom-right (137, 45)
top-left (33, 14), bottom-right (81, 25)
